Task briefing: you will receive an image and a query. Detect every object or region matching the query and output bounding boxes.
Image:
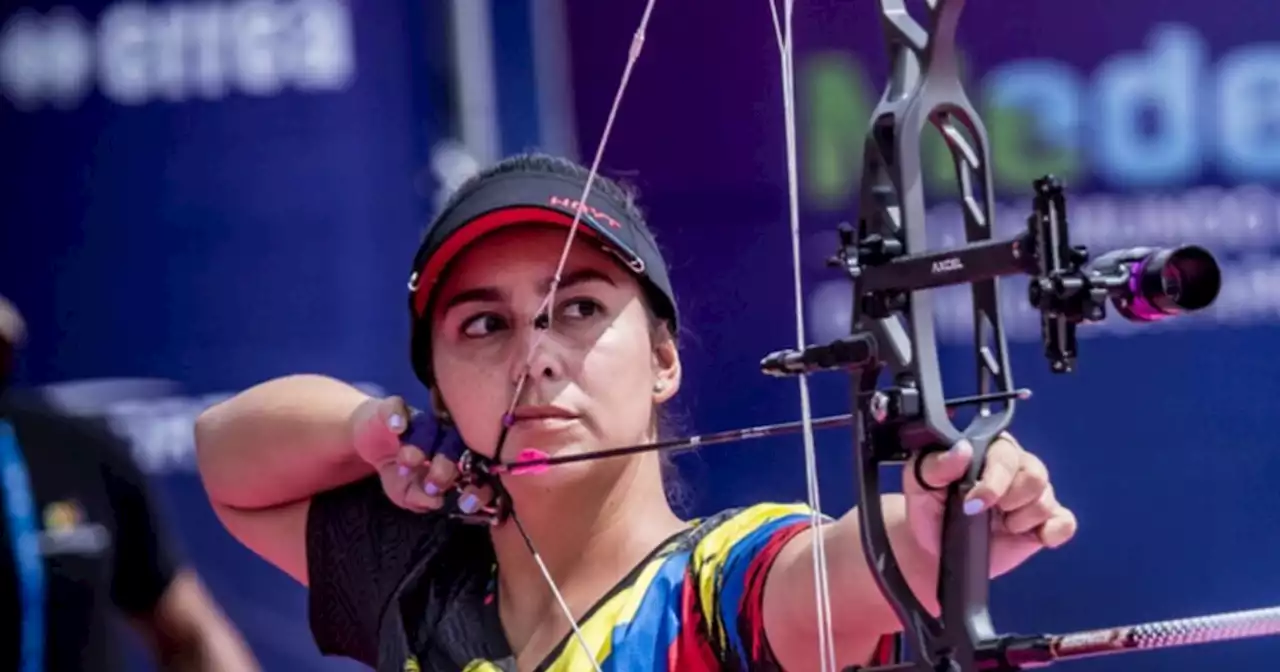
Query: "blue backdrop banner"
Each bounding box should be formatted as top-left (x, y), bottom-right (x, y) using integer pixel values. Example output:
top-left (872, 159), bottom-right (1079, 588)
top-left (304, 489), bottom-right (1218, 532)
top-left (2, 0), bottom-right (1278, 670)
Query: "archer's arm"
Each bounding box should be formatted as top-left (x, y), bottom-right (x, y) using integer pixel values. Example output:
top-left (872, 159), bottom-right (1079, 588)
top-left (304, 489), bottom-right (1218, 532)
top-left (762, 494), bottom-right (939, 670)
top-left (764, 436), bottom-right (1075, 670)
top-left (195, 374), bottom-right (378, 585)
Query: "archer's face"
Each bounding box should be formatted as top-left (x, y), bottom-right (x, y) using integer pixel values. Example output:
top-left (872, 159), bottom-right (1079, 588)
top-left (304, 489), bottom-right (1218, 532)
top-left (429, 226), bottom-right (680, 472)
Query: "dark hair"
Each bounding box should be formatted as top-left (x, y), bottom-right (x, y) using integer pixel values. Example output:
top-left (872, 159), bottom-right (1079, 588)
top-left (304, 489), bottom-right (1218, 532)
top-left (431, 153), bottom-right (691, 510)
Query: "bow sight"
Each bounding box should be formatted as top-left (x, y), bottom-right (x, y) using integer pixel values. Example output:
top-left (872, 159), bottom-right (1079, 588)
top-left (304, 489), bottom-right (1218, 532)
top-left (757, 0), bottom-right (1274, 671)
top-left (806, 175), bottom-right (1224, 376)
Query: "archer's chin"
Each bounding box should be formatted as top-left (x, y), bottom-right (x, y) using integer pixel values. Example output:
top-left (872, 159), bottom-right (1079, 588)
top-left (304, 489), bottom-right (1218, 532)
top-left (506, 421), bottom-right (588, 454)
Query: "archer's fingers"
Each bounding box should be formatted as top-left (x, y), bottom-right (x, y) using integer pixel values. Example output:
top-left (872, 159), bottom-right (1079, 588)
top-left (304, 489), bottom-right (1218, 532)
top-left (352, 395), bottom-right (410, 458)
top-left (421, 453), bottom-right (460, 499)
top-left (1037, 506), bottom-right (1078, 549)
top-left (376, 396), bottom-right (412, 434)
top-left (994, 451), bottom-right (1050, 512)
top-left (378, 462), bottom-right (435, 513)
top-left (965, 435), bottom-right (1021, 515)
top-left (912, 439), bottom-right (974, 491)
top-left (395, 443), bottom-right (429, 475)
top-left (456, 483), bottom-right (496, 516)
top-left (1001, 483), bottom-right (1059, 535)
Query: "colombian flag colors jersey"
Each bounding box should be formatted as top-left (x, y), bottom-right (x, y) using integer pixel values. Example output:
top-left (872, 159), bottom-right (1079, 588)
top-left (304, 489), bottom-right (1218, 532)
top-left (461, 503), bottom-right (850, 671)
top-left (306, 481), bottom-right (899, 672)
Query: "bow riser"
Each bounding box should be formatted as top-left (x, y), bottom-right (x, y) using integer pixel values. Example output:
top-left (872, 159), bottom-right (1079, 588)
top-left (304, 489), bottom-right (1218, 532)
top-left (848, 0), bottom-right (1015, 670)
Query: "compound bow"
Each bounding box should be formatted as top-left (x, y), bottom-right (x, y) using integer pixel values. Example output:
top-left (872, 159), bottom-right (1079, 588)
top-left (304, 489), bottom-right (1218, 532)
top-left (439, 1), bottom-right (1280, 671)
top-left (764, 1), bottom-right (1280, 670)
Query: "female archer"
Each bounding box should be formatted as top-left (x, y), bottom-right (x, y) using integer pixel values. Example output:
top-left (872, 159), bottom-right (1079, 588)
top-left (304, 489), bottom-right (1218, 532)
top-left (194, 153), bottom-right (1078, 671)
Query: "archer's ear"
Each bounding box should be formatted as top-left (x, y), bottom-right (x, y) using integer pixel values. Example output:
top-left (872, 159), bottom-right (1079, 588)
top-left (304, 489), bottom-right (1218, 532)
top-left (651, 331), bottom-right (681, 404)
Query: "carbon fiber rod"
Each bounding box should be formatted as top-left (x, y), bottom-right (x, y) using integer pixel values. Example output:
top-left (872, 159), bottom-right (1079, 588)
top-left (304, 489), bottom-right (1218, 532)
top-left (1049, 605), bottom-right (1280, 659)
top-left (850, 606), bottom-right (1280, 671)
top-left (995, 605), bottom-right (1280, 668)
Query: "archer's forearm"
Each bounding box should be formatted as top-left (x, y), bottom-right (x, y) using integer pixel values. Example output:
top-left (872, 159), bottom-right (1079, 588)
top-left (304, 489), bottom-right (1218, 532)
top-left (823, 494), bottom-right (942, 635)
top-left (195, 374), bottom-right (374, 510)
top-left (764, 495), bottom-right (942, 667)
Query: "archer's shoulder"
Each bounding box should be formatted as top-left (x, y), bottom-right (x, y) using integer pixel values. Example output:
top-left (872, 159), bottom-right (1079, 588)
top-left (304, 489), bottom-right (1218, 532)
top-left (679, 502), bottom-right (819, 554)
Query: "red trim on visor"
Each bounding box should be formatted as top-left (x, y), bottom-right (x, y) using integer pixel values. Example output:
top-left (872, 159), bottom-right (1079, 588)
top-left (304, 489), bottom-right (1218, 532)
top-left (411, 206), bottom-right (605, 318)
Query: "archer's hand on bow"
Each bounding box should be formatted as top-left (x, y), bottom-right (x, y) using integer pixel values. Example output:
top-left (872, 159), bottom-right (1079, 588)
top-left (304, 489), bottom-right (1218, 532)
top-left (907, 432), bottom-right (1079, 577)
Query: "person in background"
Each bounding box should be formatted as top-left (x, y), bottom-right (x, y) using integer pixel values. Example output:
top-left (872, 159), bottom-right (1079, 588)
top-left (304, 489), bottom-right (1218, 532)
top-left (0, 293), bottom-right (260, 672)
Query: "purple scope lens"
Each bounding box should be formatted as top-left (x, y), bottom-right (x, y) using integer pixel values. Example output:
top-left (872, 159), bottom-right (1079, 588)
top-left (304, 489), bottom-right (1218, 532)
top-left (1114, 246), bottom-right (1221, 322)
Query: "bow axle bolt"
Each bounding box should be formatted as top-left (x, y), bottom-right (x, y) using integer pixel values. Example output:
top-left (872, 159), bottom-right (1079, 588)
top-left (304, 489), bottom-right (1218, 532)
top-left (869, 391), bottom-right (891, 423)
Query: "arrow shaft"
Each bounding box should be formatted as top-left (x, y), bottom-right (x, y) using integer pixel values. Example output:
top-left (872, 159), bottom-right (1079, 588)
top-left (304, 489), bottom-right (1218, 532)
top-left (490, 387), bottom-right (1032, 475)
top-left (490, 412), bottom-right (856, 474)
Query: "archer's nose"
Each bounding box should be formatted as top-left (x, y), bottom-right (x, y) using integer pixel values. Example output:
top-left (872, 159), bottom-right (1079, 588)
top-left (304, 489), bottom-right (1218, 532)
top-left (508, 312), bottom-right (563, 386)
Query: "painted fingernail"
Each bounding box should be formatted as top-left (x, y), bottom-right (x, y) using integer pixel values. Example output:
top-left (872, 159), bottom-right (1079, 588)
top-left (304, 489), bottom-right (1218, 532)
top-left (947, 439), bottom-right (971, 460)
top-left (502, 413), bottom-right (515, 428)
top-left (963, 498), bottom-right (986, 516)
top-left (397, 465), bottom-right (410, 478)
top-left (459, 494), bottom-right (479, 514)
top-left (424, 482), bottom-right (440, 496)
top-left (388, 413), bottom-right (405, 431)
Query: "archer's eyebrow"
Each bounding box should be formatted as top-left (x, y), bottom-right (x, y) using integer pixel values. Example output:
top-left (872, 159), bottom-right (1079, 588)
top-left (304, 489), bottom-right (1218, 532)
top-left (440, 268), bottom-right (617, 314)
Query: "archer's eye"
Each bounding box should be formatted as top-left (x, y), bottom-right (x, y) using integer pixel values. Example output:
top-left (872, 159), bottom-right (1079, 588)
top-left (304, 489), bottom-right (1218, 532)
top-left (560, 298), bottom-right (603, 321)
top-left (461, 313), bottom-right (508, 338)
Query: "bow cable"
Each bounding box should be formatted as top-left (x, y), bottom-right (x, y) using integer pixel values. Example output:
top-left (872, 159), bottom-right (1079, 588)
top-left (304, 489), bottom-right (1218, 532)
top-left (492, 2), bottom-right (658, 670)
top-left (767, 1), bottom-right (839, 669)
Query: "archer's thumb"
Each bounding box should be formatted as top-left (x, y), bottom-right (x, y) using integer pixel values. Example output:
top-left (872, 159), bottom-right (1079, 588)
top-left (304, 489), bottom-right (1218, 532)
top-left (912, 439), bottom-right (974, 491)
top-left (376, 396), bottom-right (411, 435)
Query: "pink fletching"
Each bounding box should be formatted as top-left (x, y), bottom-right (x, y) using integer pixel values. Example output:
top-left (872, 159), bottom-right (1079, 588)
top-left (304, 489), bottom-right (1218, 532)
top-left (508, 449), bottom-right (550, 476)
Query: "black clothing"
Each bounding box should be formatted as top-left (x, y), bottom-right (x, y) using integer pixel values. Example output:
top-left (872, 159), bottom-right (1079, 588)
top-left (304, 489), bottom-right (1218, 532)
top-left (0, 391), bottom-right (180, 672)
top-left (305, 476), bottom-right (497, 670)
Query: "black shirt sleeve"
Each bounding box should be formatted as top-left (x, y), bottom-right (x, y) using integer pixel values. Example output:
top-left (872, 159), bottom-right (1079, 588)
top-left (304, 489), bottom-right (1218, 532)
top-left (95, 420), bottom-right (182, 617)
top-left (305, 476), bottom-right (456, 666)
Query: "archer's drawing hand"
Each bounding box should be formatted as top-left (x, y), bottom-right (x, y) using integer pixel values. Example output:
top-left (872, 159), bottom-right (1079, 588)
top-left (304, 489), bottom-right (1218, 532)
top-left (349, 396), bottom-right (494, 515)
top-left (905, 432), bottom-right (1078, 577)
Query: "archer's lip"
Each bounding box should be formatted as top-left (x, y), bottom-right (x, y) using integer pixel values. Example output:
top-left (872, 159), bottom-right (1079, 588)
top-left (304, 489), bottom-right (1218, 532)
top-left (510, 405), bottom-right (579, 422)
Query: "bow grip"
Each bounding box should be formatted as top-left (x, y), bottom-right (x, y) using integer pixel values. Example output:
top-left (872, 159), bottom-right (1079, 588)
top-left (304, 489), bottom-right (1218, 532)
top-left (935, 433), bottom-right (1000, 670)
